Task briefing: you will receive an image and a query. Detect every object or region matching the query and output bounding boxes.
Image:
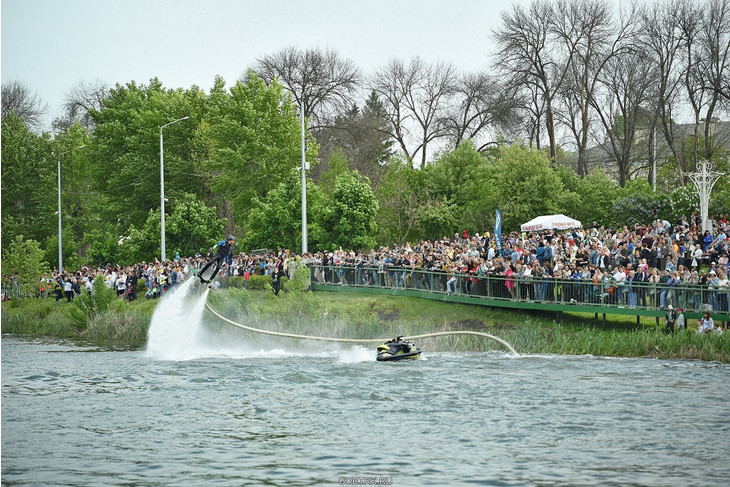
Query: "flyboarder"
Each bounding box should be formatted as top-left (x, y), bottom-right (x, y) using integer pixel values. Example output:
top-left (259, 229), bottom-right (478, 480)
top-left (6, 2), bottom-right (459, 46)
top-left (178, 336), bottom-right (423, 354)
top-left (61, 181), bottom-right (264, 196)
top-left (198, 235), bottom-right (235, 286)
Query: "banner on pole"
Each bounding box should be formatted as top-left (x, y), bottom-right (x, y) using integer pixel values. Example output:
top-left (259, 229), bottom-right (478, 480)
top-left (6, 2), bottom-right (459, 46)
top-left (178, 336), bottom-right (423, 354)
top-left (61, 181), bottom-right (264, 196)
top-left (495, 209), bottom-right (502, 252)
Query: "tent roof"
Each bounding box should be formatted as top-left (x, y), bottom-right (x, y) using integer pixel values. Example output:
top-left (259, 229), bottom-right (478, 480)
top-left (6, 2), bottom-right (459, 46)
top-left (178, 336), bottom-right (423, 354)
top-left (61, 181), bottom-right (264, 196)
top-left (520, 214), bottom-right (582, 232)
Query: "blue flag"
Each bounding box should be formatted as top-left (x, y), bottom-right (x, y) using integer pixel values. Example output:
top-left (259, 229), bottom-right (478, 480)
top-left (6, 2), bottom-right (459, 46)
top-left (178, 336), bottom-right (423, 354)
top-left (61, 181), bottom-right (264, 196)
top-left (495, 209), bottom-right (502, 252)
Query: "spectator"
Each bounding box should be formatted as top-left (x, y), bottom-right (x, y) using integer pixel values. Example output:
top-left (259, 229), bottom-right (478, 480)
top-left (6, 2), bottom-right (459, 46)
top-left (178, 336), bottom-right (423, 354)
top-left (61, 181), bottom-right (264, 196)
top-left (665, 305), bottom-right (677, 333)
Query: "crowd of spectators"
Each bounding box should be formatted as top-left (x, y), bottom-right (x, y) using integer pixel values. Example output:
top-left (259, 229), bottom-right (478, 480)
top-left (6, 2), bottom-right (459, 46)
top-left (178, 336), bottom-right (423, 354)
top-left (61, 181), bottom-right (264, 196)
top-left (3, 213), bottom-right (729, 320)
top-left (304, 213), bottom-right (730, 315)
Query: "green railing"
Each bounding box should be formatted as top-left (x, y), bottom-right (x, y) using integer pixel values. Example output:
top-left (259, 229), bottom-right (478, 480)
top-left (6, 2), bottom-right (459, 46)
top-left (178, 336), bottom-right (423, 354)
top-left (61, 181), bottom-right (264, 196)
top-left (308, 264), bottom-right (730, 324)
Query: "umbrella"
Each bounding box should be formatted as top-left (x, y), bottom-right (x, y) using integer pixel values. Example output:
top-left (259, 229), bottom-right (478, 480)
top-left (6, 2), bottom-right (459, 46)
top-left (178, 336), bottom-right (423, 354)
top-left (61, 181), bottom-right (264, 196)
top-left (520, 214), bottom-right (582, 232)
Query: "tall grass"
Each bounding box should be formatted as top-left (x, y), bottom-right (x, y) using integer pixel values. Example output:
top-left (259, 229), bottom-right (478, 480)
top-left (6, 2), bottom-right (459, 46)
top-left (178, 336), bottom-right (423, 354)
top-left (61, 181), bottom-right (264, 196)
top-left (4, 287), bottom-right (729, 361)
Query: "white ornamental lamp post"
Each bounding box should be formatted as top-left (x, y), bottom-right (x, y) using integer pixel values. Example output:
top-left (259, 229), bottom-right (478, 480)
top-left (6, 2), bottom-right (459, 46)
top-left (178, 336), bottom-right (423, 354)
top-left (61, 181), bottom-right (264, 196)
top-left (687, 160), bottom-right (724, 236)
top-left (159, 116), bottom-right (189, 262)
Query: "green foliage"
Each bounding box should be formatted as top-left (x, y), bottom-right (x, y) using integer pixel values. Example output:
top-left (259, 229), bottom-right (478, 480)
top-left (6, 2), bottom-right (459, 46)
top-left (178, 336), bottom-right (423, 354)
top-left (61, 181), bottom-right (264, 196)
top-left (483, 143), bottom-right (573, 232)
top-left (669, 186), bottom-right (700, 220)
top-left (319, 171), bottom-right (378, 250)
top-left (205, 74), bottom-right (316, 226)
top-left (165, 193), bottom-right (226, 257)
top-left (1, 114), bottom-right (55, 245)
top-left (115, 193), bottom-right (224, 263)
top-left (1, 235), bottom-right (50, 298)
top-left (709, 186), bottom-right (730, 217)
top-left (83, 225), bottom-right (125, 268)
top-left (415, 197), bottom-right (459, 240)
top-left (244, 168), bottom-right (324, 252)
top-left (427, 141), bottom-right (494, 234)
top-left (609, 180), bottom-right (674, 227)
top-left (318, 147), bottom-right (350, 193)
top-left (89, 78), bottom-right (198, 229)
top-left (248, 274), bottom-right (272, 290)
top-left (282, 257), bottom-right (311, 293)
top-left (314, 91), bottom-right (393, 188)
top-left (376, 157), bottom-right (428, 243)
top-left (73, 276), bottom-right (120, 319)
top-left (557, 167), bottom-right (615, 227)
top-left (117, 211), bottom-right (160, 264)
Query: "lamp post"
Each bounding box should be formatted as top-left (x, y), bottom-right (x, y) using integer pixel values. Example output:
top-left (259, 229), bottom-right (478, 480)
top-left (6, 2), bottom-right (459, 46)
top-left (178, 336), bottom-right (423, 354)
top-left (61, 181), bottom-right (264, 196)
top-left (300, 105), bottom-right (308, 255)
top-left (57, 145), bottom-right (85, 274)
top-left (688, 160), bottom-right (724, 236)
top-left (159, 116), bottom-right (189, 262)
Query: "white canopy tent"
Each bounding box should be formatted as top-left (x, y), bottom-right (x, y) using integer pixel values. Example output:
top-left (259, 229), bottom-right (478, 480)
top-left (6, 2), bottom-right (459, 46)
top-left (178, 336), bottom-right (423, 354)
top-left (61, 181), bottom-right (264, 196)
top-left (520, 214), bottom-right (582, 232)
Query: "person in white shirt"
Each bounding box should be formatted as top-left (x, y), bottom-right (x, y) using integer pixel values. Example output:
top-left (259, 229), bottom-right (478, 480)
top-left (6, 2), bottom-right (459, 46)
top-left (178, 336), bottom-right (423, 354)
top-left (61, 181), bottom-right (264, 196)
top-left (696, 312), bottom-right (714, 333)
top-left (115, 274), bottom-right (127, 299)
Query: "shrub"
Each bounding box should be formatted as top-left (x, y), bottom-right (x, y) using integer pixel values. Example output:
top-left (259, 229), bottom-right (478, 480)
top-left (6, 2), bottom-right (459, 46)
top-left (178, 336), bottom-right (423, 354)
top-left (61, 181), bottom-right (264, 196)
top-left (248, 274), bottom-right (272, 290)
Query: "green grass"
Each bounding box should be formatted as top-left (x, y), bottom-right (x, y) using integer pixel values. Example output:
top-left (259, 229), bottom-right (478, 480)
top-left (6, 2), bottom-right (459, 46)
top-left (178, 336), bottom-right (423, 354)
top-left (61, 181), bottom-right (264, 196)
top-left (4, 287), bottom-right (729, 361)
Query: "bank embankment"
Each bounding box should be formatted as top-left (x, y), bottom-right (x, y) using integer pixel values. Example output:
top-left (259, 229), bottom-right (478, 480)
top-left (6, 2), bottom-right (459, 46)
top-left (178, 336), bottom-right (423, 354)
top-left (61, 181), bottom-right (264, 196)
top-left (2, 287), bottom-right (728, 362)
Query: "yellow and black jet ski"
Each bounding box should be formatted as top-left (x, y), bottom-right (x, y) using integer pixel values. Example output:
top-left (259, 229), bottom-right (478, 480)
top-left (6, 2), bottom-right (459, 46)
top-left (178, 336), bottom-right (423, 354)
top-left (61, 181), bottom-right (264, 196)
top-left (376, 336), bottom-right (421, 361)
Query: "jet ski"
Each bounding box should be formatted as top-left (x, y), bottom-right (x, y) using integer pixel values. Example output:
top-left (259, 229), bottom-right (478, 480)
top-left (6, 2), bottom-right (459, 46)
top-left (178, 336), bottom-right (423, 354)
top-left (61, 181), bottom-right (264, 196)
top-left (376, 336), bottom-right (421, 361)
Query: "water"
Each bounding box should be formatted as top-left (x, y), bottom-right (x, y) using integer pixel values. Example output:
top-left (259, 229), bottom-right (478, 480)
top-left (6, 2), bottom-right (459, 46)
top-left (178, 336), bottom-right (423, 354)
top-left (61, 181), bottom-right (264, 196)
top-left (2, 286), bottom-right (729, 486)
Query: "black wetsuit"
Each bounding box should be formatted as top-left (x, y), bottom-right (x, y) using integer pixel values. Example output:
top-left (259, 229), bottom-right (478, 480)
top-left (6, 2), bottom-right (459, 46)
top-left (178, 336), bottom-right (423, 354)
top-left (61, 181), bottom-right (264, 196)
top-left (199, 240), bottom-right (233, 283)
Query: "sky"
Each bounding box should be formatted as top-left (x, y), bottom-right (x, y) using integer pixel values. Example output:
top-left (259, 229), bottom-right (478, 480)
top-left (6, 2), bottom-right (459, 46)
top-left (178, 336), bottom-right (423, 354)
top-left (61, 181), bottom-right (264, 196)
top-left (1, 0), bottom-right (528, 131)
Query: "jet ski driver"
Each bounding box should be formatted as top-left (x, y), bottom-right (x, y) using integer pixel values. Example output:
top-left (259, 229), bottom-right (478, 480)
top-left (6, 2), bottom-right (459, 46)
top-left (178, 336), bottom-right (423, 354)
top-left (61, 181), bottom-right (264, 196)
top-left (198, 235), bottom-right (235, 285)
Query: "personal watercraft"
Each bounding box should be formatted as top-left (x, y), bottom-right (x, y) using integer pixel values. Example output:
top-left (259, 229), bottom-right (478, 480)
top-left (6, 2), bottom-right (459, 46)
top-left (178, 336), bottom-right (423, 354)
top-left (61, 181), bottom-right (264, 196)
top-left (376, 336), bottom-right (421, 361)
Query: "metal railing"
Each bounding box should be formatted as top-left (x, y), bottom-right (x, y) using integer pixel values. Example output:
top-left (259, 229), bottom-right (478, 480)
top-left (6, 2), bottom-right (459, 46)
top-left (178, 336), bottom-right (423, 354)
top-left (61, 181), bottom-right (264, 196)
top-left (308, 264), bottom-right (730, 320)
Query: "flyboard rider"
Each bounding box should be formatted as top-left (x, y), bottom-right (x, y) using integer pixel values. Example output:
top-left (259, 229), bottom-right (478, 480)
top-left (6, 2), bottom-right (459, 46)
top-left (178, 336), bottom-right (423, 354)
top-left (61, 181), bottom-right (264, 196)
top-left (198, 235), bottom-right (235, 286)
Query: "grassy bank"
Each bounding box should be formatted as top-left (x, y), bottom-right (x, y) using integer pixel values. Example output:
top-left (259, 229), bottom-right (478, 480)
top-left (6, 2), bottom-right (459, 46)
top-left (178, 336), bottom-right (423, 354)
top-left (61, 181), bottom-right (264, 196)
top-left (3, 286), bottom-right (729, 361)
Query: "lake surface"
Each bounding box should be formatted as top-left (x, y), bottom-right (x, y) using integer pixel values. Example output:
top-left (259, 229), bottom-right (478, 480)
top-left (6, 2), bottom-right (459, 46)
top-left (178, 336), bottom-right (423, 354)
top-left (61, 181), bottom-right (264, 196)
top-left (2, 334), bottom-right (728, 486)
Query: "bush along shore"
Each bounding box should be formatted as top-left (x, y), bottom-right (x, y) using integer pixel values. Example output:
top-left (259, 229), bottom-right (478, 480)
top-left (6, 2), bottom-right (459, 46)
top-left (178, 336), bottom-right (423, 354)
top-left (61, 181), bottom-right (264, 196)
top-left (3, 278), bottom-right (729, 362)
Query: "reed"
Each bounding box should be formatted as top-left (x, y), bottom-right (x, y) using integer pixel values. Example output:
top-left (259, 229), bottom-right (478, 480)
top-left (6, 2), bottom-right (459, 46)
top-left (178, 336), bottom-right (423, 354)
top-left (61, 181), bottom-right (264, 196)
top-left (4, 287), bottom-right (729, 361)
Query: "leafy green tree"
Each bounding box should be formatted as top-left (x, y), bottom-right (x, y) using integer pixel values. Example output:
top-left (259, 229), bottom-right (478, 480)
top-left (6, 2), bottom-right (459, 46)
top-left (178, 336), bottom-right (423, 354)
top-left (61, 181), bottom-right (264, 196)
top-left (83, 224), bottom-right (126, 268)
top-left (669, 186), bottom-right (700, 222)
top-left (557, 167), bottom-right (615, 227)
top-left (89, 78), bottom-right (198, 229)
top-left (481, 143), bottom-right (571, 232)
top-left (426, 140), bottom-right (495, 234)
top-left (414, 197), bottom-right (460, 240)
top-left (609, 180), bottom-right (673, 227)
top-left (1, 114), bottom-right (55, 245)
top-left (206, 73), bottom-right (316, 228)
top-left (117, 193), bottom-right (225, 263)
top-left (53, 123), bottom-right (98, 268)
top-left (319, 171), bottom-right (378, 250)
top-left (1, 235), bottom-right (50, 298)
top-left (318, 147), bottom-right (350, 194)
top-left (376, 158), bottom-right (428, 244)
top-left (165, 193), bottom-right (227, 257)
top-left (244, 168), bottom-right (324, 252)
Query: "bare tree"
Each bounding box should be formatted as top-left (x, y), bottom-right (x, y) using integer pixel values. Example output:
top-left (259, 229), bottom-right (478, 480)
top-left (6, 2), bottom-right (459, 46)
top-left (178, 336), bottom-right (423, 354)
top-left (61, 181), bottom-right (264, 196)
top-left (313, 91), bottom-right (394, 188)
top-left (52, 78), bottom-right (110, 133)
top-left (679, 0), bottom-right (707, 168)
top-left (698, 0), bottom-right (730, 160)
top-left (251, 46), bottom-right (361, 129)
top-left (439, 71), bottom-right (520, 151)
top-left (493, 0), bottom-right (575, 164)
top-left (1, 80), bottom-right (48, 131)
top-left (641, 0), bottom-right (689, 184)
top-left (370, 57), bottom-right (457, 168)
top-left (556, 0), bottom-right (639, 176)
top-left (591, 48), bottom-right (657, 186)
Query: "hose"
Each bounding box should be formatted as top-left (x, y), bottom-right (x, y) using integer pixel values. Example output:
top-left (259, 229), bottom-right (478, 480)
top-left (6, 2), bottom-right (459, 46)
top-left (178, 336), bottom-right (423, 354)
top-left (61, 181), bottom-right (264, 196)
top-left (204, 302), bottom-right (519, 356)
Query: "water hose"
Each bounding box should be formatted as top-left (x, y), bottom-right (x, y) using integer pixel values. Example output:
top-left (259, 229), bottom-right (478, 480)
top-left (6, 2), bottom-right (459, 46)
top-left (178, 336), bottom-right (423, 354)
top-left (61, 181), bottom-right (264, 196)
top-left (204, 302), bottom-right (519, 356)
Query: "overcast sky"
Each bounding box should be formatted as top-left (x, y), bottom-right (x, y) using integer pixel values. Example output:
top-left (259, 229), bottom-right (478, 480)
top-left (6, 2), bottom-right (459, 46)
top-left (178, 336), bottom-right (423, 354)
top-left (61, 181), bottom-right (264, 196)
top-left (2, 0), bottom-right (529, 131)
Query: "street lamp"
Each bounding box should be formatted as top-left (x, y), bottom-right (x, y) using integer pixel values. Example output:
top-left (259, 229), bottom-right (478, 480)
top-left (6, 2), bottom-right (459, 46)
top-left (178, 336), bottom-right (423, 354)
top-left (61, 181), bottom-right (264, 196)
top-left (688, 160), bottom-right (724, 235)
top-left (57, 145), bottom-right (85, 274)
top-left (159, 116), bottom-right (189, 262)
top-left (300, 105), bottom-right (308, 255)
